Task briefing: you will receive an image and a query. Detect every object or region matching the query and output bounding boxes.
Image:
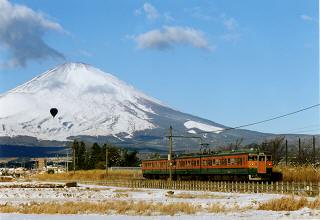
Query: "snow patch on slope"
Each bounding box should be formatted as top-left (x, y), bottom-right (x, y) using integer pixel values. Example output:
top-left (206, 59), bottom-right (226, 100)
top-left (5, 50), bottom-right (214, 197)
top-left (184, 120), bottom-right (223, 134)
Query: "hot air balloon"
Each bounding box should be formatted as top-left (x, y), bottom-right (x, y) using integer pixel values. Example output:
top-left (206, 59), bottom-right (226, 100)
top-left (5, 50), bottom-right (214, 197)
top-left (50, 108), bottom-right (58, 118)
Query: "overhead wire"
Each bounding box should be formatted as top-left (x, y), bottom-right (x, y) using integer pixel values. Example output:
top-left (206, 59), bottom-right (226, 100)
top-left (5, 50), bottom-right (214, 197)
top-left (196, 103), bottom-right (320, 134)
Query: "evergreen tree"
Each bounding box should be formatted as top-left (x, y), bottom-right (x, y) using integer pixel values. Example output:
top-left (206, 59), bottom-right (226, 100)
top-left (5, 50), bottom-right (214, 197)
top-left (109, 146), bottom-right (121, 166)
top-left (77, 141), bottom-right (87, 169)
top-left (89, 143), bottom-right (101, 169)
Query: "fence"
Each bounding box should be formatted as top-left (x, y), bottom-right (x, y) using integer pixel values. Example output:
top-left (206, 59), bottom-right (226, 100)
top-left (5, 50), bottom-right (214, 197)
top-left (70, 179), bottom-right (320, 197)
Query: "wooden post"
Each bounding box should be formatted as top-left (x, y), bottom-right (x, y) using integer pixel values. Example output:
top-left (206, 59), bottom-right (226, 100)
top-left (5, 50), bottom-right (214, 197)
top-left (169, 126), bottom-right (173, 181)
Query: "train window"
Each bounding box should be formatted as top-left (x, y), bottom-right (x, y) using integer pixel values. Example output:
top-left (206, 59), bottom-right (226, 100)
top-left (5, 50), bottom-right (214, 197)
top-left (221, 159), bottom-right (227, 165)
top-left (196, 160), bottom-right (200, 166)
top-left (215, 159), bottom-right (220, 165)
top-left (259, 156), bottom-right (265, 161)
top-left (227, 158), bottom-right (231, 165)
top-left (187, 161), bottom-right (191, 166)
top-left (249, 155), bottom-right (257, 161)
top-left (230, 158), bottom-right (235, 165)
top-left (202, 160), bottom-right (207, 166)
top-left (212, 159), bottom-right (215, 165)
top-left (192, 161), bottom-right (196, 166)
top-left (267, 156), bottom-right (272, 161)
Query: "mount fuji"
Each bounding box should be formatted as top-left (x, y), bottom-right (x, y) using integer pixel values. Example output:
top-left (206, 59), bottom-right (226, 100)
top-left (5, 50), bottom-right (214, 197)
top-left (0, 63), bottom-right (271, 151)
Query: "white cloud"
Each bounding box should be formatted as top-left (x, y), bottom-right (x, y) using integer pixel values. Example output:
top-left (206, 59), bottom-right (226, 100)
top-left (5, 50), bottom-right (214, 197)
top-left (0, 0), bottom-right (64, 67)
top-left (143, 3), bottom-right (159, 20)
top-left (300, 14), bottom-right (315, 22)
top-left (164, 12), bottom-right (175, 22)
top-left (134, 26), bottom-right (211, 51)
top-left (220, 15), bottom-right (241, 42)
top-left (184, 7), bottom-right (214, 21)
top-left (134, 3), bottom-right (174, 22)
top-left (223, 17), bottom-right (238, 31)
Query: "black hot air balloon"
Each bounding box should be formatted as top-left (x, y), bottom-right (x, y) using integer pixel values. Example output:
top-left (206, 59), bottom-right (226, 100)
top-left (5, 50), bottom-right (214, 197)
top-left (50, 108), bottom-right (58, 118)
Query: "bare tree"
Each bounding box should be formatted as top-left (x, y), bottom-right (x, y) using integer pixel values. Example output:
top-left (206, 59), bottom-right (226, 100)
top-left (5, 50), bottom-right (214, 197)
top-left (260, 136), bottom-right (285, 165)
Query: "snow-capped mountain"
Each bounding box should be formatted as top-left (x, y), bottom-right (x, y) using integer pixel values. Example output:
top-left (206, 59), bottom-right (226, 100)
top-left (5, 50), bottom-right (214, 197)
top-left (0, 62), bottom-right (270, 149)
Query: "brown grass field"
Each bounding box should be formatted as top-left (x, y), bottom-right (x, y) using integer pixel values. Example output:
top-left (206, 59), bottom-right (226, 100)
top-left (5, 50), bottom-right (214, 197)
top-left (3, 196), bottom-right (318, 215)
top-left (32, 169), bottom-right (142, 182)
top-left (0, 201), bottom-right (198, 215)
top-left (258, 196), bottom-right (320, 211)
top-left (274, 165), bottom-right (320, 183)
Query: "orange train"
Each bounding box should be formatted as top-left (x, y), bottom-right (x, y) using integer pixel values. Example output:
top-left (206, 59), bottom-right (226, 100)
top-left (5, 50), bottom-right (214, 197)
top-left (142, 150), bottom-right (282, 181)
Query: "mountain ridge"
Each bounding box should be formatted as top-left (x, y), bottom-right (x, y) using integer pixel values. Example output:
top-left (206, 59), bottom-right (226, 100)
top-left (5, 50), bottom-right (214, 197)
top-left (0, 62), bottom-right (313, 151)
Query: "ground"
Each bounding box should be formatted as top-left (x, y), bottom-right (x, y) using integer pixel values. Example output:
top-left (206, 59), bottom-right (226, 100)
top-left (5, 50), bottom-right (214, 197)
top-left (0, 181), bottom-right (320, 219)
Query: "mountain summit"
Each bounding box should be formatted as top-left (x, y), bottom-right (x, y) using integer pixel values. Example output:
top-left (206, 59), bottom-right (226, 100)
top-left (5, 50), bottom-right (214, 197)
top-left (0, 63), bottom-right (162, 140)
top-left (0, 62), bottom-right (269, 148)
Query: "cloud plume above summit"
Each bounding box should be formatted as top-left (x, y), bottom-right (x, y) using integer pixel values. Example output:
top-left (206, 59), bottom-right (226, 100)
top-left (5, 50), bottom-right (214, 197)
top-left (0, 0), bottom-right (64, 67)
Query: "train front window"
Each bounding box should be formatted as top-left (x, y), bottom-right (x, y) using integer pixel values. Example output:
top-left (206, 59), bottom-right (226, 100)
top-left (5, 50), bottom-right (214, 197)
top-left (248, 155), bottom-right (257, 161)
top-left (267, 155), bottom-right (272, 161)
top-left (259, 156), bottom-right (266, 161)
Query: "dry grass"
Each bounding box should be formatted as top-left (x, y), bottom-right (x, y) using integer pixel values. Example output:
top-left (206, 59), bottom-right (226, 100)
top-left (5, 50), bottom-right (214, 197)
top-left (307, 197), bottom-right (320, 209)
top-left (258, 196), bottom-right (320, 211)
top-left (168, 192), bottom-right (225, 199)
top-left (113, 188), bottom-right (145, 193)
top-left (113, 193), bottom-right (129, 198)
top-left (207, 203), bottom-right (226, 213)
top-left (0, 176), bottom-right (15, 182)
top-left (274, 165), bottom-right (320, 183)
top-left (32, 169), bottom-right (142, 182)
top-left (0, 201), bottom-right (198, 216)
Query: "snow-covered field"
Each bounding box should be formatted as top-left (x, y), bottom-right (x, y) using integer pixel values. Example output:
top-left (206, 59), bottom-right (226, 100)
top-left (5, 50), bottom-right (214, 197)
top-left (0, 181), bottom-right (319, 219)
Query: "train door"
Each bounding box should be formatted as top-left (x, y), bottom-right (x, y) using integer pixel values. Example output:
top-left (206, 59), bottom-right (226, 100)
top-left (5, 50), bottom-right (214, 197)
top-left (257, 155), bottom-right (266, 173)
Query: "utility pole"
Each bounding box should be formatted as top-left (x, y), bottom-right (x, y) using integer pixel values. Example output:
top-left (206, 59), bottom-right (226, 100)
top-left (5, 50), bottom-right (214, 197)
top-left (169, 126), bottom-right (173, 181)
top-left (313, 136), bottom-right (316, 164)
top-left (298, 137), bottom-right (301, 163)
top-left (73, 145), bottom-right (76, 174)
top-left (66, 151), bottom-right (69, 173)
top-left (285, 139), bottom-right (288, 166)
top-left (105, 145), bottom-right (108, 177)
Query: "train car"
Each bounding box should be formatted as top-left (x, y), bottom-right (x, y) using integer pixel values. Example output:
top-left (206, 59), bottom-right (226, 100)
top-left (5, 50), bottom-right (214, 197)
top-left (142, 150), bottom-right (281, 181)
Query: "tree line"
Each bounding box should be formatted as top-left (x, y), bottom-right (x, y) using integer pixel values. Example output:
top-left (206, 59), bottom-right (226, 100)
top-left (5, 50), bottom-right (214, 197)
top-left (71, 140), bottom-right (140, 170)
top-left (222, 136), bottom-right (318, 166)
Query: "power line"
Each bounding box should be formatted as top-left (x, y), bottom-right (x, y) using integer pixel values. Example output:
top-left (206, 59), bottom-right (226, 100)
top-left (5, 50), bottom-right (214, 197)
top-left (275, 124), bottom-right (320, 134)
top-left (198, 103), bottom-right (320, 134)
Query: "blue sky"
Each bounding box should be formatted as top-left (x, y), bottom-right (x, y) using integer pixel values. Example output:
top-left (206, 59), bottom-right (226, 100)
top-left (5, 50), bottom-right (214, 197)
top-left (0, 0), bottom-right (319, 134)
